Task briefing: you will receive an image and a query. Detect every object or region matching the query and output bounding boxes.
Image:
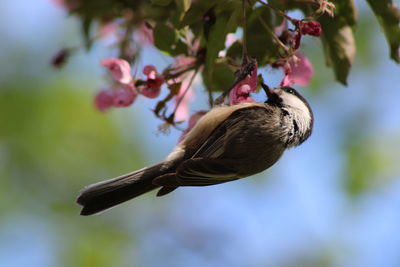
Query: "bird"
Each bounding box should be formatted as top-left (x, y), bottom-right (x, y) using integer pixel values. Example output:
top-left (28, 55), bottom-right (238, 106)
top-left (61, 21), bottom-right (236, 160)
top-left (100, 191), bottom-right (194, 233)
top-left (77, 83), bottom-right (313, 215)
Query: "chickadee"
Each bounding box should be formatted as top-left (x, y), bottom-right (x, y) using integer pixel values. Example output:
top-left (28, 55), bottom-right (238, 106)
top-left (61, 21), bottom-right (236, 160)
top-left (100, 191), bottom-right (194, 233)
top-left (77, 84), bottom-right (313, 215)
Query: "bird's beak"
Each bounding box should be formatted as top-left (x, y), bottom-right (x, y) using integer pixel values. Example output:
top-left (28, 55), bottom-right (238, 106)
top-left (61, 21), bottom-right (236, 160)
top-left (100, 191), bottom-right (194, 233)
top-left (261, 83), bottom-right (274, 98)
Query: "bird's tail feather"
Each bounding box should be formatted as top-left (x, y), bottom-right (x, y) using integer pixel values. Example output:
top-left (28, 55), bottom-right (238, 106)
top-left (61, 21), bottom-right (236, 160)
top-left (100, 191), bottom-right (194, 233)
top-left (77, 162), bottom-right (173, 215)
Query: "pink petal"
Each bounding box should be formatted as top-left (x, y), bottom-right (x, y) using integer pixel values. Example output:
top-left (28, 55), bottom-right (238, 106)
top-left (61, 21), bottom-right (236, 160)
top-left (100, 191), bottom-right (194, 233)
top-left (101, 58), bottom-right (132, 84)
top-left (280, 52), bottom-right (313, 87)
top-left (300, 21), bottom-right (322, 37)
top-left (143, 65), bottom-right (156, 76)
top-left (289, 52), bottom-right (313, 86)
top-left (229, 84), bottom-right (256, 105)
top-left (94, 89), bottom-right (115, 112)
top-left (280, 74), bottom-right (294, 87)
top-left (229, 63), bottom-right (258, 105)
top-left (113, 84), bottom-right (138, 107)
top-left (140, 85), bottom-right (161, 98)
top-left (142, 65), bottom-right (164, 94)
top-left (237, 84), bottom-right (251, 94)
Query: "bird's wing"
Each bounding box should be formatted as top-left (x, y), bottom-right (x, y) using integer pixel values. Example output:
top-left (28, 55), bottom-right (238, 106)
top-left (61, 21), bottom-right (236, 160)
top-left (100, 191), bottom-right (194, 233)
top-left (175, 158), bottom-right (239, 186)
top-left (191, 105), bottom-right (258, 159)
top-left (175, 106), bottom-right (268, 186)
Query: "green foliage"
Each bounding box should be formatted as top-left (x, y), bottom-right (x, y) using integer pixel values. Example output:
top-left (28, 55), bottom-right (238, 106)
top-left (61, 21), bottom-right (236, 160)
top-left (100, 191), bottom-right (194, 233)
top-left (151, 0), bottom-right (172, 6)
top-left (246, 6), bottom-right (278, 65)
top-left (202, 62), bottom-right (235, 91)
top-left (179, 0), bottom-right (219, 27)
top-left (318, 0), bottom-right (357, 85)
top-left (64, 0), bottom-right (400, 89)
top-left (365, 0), bottom-right (400, 63)
top-left (153, 23), bottom-right (179, 53)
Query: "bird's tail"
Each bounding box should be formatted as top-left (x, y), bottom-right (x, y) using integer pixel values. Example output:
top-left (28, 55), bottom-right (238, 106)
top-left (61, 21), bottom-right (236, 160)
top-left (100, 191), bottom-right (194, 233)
top-left (77, 162), bottom-right (175, 216)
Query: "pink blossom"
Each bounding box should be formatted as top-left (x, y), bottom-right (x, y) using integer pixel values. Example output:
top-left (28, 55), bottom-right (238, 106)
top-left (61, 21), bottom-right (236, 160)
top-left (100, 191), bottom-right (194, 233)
top-left (229, 63), bottom-right (258, 105)
top-left (179, 110), bottom-right (208, 142)
top-left (298, 21), bottom-right (322, 37)
top-left (101, 58), bottom-right (132, 84)
top-left (94, 85), bottom-right (138, 112)
top-left (229, 84), bottom-right (255, 105)
top-left (293, 32), bottom-right (302, 50)
top-left (140, 86), bottom-right (161, 98)
top-left (113, 84), bottom-right (138, 107)
top-left (280, 52), bottom-right (313, 87)
top-left (140, 65), bottom-right (164, 98)
top-left (143, 65), bottom-right (156, 76)
top-left (95, 89), bottom-right (115, 112)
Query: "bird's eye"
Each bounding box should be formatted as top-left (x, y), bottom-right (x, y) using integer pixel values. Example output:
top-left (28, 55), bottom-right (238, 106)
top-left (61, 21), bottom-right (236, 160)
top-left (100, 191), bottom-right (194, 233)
top-left (286, 88), bottom-right (295, 95)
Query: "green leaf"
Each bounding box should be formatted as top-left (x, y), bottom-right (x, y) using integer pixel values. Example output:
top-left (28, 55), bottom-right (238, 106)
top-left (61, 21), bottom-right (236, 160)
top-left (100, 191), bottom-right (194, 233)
top-left (321, 25), bottom-right (355, 85)
top-left (226, 40), bottom-right (243, 61)
top-left (246, 7), bottom-right (278, 65)
top-left (170, 40), bottom-right (189, 56)
top-left (150, 0), bottom-right (172, 6)
top-left (336, 0), bottom-right (358, 26)
top-left (81, 16), bottom-right (93, 51)
top-left (205, 14), bottom-right (230, 76)
top-left (169, 2), bottom-right (186, 28)
top-left (319, 1), bottom-right (357, 85)
top-left (153, 23), bottom-right (178, 54)
top-left (179, 0), bottom-right (219, 27)
top-left (365, 0), bottom-right (400, 63)
top-left (141, 3), bottom-right (172, 22)
top-left (222, 2), bottom-right (241, 33)
top-left (202, 62), bottom-right (235, 91)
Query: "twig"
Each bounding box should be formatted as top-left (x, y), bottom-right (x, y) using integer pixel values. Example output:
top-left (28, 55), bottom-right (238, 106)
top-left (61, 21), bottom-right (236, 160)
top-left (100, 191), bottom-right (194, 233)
top-left (164, 63), bottom-right (198, 80)
top-left (257, 16), bottom-right (289, 54)
top-left (255, 0), bottom-right (298, 23)
top-left (170, 68), bottom-right (199, 120)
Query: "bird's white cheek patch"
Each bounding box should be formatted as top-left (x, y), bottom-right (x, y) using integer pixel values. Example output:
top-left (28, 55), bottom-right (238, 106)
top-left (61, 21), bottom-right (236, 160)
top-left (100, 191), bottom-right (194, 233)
top-left (284, 94), bottom-right (312, 123)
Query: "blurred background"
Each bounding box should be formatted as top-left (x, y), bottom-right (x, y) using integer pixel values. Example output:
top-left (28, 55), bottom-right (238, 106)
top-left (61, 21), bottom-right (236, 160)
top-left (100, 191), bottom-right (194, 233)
top-left (1, 1), bottom-right (399, 267)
